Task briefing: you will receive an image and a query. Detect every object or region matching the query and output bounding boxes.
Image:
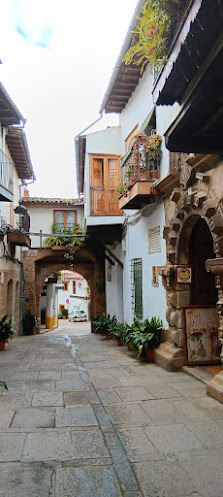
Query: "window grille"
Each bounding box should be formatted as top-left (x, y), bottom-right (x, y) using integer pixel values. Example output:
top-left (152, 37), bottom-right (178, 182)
top-left (131, 258), bottom-right (143, 318)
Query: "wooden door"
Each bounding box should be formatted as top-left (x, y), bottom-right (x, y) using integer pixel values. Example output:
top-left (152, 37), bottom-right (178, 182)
top-left (90, 156), bottom-right (121, 215)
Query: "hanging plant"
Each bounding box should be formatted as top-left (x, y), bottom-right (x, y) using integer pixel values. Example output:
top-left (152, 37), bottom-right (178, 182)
top-left (122, 0), bottom-right (190, 71)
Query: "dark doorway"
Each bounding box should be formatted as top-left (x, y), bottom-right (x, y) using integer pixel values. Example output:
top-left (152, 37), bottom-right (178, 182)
top-left (189, 218), bottom-right (217, 305)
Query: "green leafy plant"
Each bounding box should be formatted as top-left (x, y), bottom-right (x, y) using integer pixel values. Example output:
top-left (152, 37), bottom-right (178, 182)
top-left (0, 315), bottom-right (16, 342)
top-left (92, 314), bottom-right (116, 335)
top-left (61, 308), bottom-right (68, 319)
top-left (23, 311), bottom-right (38, 336)
top-left (122, 0), bottom-right (189, 71)
top-left (44, 224), bottom-right (84, 248)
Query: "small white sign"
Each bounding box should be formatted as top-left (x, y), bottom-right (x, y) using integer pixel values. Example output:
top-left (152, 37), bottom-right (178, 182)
top-left (148, 226), bottom-right (161, 254)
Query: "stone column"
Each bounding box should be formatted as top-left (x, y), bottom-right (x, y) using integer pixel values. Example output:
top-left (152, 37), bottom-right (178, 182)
top-left (45, 282), bottom-right (54, 330)
top-left (154, 265), bottom-right (188, 371)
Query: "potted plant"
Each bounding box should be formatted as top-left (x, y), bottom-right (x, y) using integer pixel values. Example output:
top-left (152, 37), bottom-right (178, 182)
top-left (139, 317), bottom-right (163, 361)
top-left (23, 311), bottom-right (38, 335)
top-left (0, 315), bottom-right (16, 350)
top-left (61, 308), bottom-right (68, 320)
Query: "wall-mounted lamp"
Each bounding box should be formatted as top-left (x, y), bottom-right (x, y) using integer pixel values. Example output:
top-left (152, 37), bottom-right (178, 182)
top-left (14, 201), bottom-right (27, 230)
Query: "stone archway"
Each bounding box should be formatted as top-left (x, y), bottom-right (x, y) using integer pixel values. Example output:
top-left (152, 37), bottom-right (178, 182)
top-left (157, 189), bottom-right (223, 371)
top-left (23, 245), bottom-right (106, 333)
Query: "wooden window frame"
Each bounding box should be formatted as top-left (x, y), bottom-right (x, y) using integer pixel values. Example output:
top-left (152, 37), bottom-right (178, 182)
top-left (63, 282), bottom-right (68, 291)
top-left (125, 125), bottom-right (139, 153)
top-left (53, 210), bottom-right (77, 229)
top-left (90, 154), bottom-right (122, 216)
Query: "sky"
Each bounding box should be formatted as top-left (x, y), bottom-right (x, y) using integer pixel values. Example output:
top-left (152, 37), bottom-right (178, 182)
top-left (0, 0), bottom-right (139, 198)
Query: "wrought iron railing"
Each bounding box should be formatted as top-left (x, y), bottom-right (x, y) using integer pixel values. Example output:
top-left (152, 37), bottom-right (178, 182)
top-left (90, 187), bottom-right (122, 216)
top-left (121, 147), bottom-right (160, 189)
top-left (0, 149), bottom-right (14, 193)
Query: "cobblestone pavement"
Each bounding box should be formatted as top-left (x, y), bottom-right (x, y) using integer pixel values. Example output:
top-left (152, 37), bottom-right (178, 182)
top-left (1, 320), bottom-right (223, 497)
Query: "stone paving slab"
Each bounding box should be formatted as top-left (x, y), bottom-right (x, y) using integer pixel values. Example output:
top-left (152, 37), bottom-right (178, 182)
top-left (115, 386), bottom-right (154, 402)
top-left (32, 391), bottom-right (64, 407)
top-left (11, 408), bottom-right (55, 428)
top-left (1, 322), bottom-right (223, 497)
top-left (55, 466), bottom-right (122, 497)
top-left (56, 406), bottom-right (98, 427)
top-left (0, 409), bottom-right (15, 428)
top-left (0, 433), bottom-right (26, 462)
top-left (0, 462), bottom-right (52, 497)
top-left (70, 429), bottom-right (110, 459)
top-left (144, 423), bottom-right (204, 454)
top-left (105, 403), bottom-right (151, 425)
top-left (133, 460), bottom-right (197, 497)
top-left (21, 431), bottom-right (74, 461)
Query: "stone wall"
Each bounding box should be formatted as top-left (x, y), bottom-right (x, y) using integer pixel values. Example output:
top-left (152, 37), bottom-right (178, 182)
top-left (23, 247), bottom-right (106, 331)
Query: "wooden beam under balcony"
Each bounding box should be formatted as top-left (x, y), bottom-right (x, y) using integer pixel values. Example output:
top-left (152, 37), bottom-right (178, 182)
top-left (119, 181), bottom-right (159, 210)
top-left (7, 232), bottom-right (31, 248)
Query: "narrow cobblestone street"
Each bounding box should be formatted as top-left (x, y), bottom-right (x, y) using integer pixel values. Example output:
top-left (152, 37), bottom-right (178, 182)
top-left (1, 321), bottom-right (223, 497)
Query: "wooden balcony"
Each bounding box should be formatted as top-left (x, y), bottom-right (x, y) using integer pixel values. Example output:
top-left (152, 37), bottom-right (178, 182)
top-left (7, 232), bottom-right (31, 248)
top-left (90, 187), bottom-right (122, 216)
top-left (119, 160), bottom-right (160, 210)
top-left (119, 180), bottom-right (159, 210)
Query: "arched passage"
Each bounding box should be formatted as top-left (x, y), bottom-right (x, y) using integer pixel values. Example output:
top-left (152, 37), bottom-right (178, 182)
top-left (23, 245), bottom-right (106, 332)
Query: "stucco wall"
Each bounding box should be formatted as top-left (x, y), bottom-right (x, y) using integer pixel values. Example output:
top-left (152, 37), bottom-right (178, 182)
top-left (26, 205), bottom-right (84, 248)
top-left (122, 203), bottom-right (167, 327)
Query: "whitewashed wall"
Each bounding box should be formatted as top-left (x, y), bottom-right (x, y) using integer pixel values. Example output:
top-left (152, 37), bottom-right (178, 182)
top-left (105, 244), bottom-right (124, 323)
top-left (26, 205), bottom-right (84, 248)
top-left (122, 204), bottom-right (167, 327)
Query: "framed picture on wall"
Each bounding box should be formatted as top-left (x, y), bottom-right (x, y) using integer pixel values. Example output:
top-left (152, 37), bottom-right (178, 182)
top-left (176, 266), bottom-right (192, 284)
top-left (184, 306), bottom-right (221, 365)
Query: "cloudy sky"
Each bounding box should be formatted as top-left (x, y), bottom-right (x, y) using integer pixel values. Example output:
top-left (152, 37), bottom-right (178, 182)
top-left (0, 0), bottom-right (139, 198)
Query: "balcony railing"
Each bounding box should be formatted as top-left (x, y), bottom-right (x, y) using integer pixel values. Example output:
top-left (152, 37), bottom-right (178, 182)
top-left (90, 187), bottom-right (122, 216)
top-left (121, 151), bottom-right (160, 192)
top-left (0, 149), bottom-right (14, 194)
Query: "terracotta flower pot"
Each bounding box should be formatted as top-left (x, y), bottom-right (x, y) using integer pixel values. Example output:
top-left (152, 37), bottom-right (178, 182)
top-left (117, 338), bottom-right (124, 346)
top-left (0, 341), bottom-right (5, 351)
top-left (146, 349), bottom-right (154, 362)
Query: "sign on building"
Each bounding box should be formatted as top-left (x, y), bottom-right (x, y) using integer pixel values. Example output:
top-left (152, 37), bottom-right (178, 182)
top-left (148, 226), bottom-right (161, 254)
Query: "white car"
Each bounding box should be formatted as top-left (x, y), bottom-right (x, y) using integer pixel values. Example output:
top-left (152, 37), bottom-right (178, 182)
top-left (69, 310), bottom-right (87, 322)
